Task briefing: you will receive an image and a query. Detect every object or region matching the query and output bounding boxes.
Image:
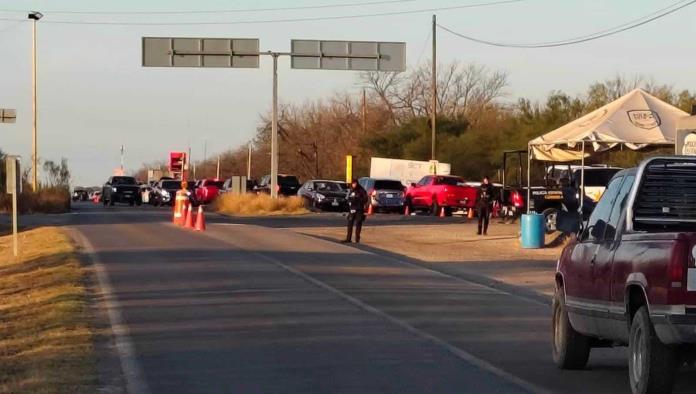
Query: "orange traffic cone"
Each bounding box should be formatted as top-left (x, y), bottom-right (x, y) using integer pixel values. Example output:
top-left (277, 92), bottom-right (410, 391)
top-left (439, 206), bottom-right (446, 217)
top-left (367, 204), bottom-right (374, 216)
top-left (404, 204), bottom-right (410, 216)
top-left (184, 204), bottom-right (194, 229)
top-left (467, 208), bottom-right (475, 219)
top-left (194, 205), bottom-right (206, 231)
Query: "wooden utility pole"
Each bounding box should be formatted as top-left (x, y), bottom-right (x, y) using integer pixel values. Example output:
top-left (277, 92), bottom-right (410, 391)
top-left (247, 143), bottom-right (252, 179)
top-left (29, 12), bottom-right (42, 190)
top-left (362, 88), bottom-right (367, 134)
top-left (431, 14), bottom-right (437, 161)
top-left (216, 155), bottom-right (220, 179)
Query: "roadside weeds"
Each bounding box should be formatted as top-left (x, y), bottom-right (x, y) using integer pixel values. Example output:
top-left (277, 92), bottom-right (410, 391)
top-left (0, 227), bottom-right (96, 393)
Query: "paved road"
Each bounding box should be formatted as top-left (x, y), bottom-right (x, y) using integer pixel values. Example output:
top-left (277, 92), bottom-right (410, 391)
top-left (65, 202), bottom-right (695, 393)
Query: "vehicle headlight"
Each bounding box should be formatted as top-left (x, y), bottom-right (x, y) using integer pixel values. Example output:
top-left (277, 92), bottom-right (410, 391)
top-left (112, 187), bottom-right (118, 192)
top-left (162, 190), bottom-right (170, 197)
top-left (316, 193), bottom-right (325, 201)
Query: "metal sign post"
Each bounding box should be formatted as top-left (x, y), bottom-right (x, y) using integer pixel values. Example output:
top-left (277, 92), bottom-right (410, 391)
top-left (142, 37), bottom-right (405, 198)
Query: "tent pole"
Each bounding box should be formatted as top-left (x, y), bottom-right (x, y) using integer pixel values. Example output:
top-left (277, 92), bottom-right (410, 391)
top-left (527, 144), bottom-right (532, 214)
top-left (580, 141), bottom-right (585, 214)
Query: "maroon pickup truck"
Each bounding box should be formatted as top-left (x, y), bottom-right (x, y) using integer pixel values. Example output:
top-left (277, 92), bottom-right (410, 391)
top-left (553, 156), bottom-right (696, 394)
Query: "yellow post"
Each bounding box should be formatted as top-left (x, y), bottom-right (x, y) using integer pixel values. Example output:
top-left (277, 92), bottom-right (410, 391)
top-left (345, 155), bottom-right (353, 183)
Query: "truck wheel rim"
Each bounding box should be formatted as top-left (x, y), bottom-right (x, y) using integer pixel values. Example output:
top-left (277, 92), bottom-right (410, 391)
top-left (546, 212), bottom-right (557, 231)
top-left (553, 303), bottom-right (563, 351)
top-left (630, 325), bottom-right (644, 384)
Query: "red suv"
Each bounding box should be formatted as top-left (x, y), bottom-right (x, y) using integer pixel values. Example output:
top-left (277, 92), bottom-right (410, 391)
top-left (194, 179), bottom-right (224, 205)
top-left (553, 157), bottom-right (696, 394)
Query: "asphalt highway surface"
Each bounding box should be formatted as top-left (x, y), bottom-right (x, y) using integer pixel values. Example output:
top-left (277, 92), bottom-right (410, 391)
top-left (61, 202), bottom-right (696, 393)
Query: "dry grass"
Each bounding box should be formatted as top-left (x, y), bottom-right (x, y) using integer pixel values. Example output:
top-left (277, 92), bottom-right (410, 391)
top-left (0, 186), bottom-right (71, 214)
top-left (0, 227), bottom-right (96, 393)
top-left (213, 193), bottom-right (308, 216)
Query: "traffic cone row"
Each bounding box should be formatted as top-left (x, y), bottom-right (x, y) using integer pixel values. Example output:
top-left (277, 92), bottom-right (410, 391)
top-left (367, 204), bottom-right (374, 216)
top-left (175, 202), bottom-right (206, 232)
top-left (404, 204), bottom-right (410, 216)
top-left (439, 207), bottom-right (446, 218)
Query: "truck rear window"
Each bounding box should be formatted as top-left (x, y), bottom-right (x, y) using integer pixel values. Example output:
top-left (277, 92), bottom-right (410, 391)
top-left (574, 169), bottom-right (622, 187)
top-left (374, 180), bottom-right (404, 190)
top-left (279, 176), bottom-right (300, 186)
top-left (634, 160), bottom-right (696, 228)
top-left (111, 176), bottom-right (136, 185)
top-left (436, 177), bottom-right (465, 186)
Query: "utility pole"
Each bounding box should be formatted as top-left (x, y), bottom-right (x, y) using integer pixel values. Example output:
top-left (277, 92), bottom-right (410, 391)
top-left (362, 88), bottom-right (367, 134)
top-left (216, 155), bottom-right (220, 179)
top-left (431, 14), bottom-right (437, 161)
top-left (247, 142), bottom-right (252, 179)
top-left (120, 145), bottom-right (124, 173)
top-left (313, 141), bottom-right (319, 178)
top-left (28, 11), bottom-right (42, 191)
top-left (270, 53), bottom-right (279, 199)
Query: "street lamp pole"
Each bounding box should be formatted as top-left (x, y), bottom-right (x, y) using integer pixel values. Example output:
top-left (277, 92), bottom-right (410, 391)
top-left (28, 11), bottom-right (42, 191)
top-left (270, 52), bottom-right (279, 199)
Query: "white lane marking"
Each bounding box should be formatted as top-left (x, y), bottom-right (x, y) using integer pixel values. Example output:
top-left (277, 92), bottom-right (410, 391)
top-left (71, 230), bottom-right (151, 394)
top-left (204, 228), bottom-right (550, 394)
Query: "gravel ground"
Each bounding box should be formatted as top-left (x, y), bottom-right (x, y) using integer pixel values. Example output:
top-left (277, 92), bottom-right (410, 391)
top-left (295, 221), bottom-right (563, 296)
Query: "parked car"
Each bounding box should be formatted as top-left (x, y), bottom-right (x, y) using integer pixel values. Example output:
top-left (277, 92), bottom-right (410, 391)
top-left (553, 156), bottom-right (696, 394)
top-left (91, 190), bottom-right (101, 203)
top-left (405, 175), bottom-right (478, 215)
top-left (358, 177), bottom-right (405, 213)
top-left (102, 176), bottom-right (142, 206)
top-left (194, 179), bottom-right (224, 205)
top-left (151, 179), bottom-right (187, 206)
top-left (72, 188), bottom-right (89, 201)
top-left (255, 174), bottom-right (301, 196)
top-left (298, 180), bottom-right (349, 211)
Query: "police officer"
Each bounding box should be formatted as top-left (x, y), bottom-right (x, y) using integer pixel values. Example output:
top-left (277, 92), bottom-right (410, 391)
top-left (476, 176), bottom-right (494, 235)
top-left (342, 179), bottom-right (368, 243)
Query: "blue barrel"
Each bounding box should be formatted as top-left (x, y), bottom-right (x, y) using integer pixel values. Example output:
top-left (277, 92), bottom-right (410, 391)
top-left (520, 213), bottom-right (545, 249)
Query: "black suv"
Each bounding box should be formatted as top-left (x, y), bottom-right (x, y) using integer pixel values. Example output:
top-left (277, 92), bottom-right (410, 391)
top-left (255, 174), bottom-right (301, 196)
top-left (102, 176), bottom-right (142, 206)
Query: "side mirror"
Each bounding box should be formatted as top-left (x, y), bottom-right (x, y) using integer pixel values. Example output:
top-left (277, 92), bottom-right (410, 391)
top-left (590, 220), bottom-right (607, 240)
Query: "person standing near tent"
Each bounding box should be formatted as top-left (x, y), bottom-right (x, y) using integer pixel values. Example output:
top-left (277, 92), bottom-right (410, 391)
top-left (342, 179), bottom-right (368, 243)
top-left (476, 176), bottom-right (494, 235)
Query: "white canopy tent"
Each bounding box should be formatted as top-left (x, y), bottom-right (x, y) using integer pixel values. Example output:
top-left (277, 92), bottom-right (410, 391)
top-left (526, 88), bottom-right (689, 213)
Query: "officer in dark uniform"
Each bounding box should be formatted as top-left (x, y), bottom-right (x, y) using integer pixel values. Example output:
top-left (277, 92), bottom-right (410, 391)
top-left (476, 176), bottom-right (495, 235)
top-left (342, 179), bottom-right (368, 243)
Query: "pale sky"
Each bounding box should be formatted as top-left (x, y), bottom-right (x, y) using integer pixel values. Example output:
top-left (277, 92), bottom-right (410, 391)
top-left (1, 0), bottom-right (695, 186)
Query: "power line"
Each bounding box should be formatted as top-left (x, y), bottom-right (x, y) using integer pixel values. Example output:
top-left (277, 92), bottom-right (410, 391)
top-left (437, 0), bottom-right (696, 48)
top-left (0, 0), bottom-right (526, 26)
top-left (0, 0), bottom-right (419, 15)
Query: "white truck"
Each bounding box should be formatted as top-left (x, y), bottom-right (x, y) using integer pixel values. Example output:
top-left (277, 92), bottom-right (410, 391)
top-left (369, 157), bottom-right (451, 186)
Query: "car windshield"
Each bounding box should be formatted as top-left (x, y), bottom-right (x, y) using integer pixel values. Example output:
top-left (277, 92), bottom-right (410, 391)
top-left (374, 180), bottom-right (404, 190)
top-left (314, 182), bottom-right (343, 192)
top-left (162, 180), bottom-right (181, 189)
top-left (111, 176), bottom-right (137, 185)
top-left (279, 175), bottom-right (300, 186)
top-left (436, 177), bottom-right (465, 186)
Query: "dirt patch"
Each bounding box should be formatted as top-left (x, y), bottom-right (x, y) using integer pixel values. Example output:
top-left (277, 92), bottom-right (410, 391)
top-left (214, 193), bottom-right (308, 216)
top-left (0, 227), bottom-right (96, 393)
top-left (296, 221), bottom-right (562, 296)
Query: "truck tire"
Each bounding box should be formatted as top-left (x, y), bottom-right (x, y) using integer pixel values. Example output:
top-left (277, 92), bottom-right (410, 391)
top-left (628, 306), bottom-right (678, 394)
top-left (552, 289), bottom-right (591, 369)
top-left (543, 207), bottom-right (559, 234)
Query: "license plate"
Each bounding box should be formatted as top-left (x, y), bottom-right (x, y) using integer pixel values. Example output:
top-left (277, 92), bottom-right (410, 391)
top-left (124, 191), bottom-right (132, 194)
top-left (386, 193), bottom-right (394, 198)
top-left (331, 201), bottom-right (339, 206)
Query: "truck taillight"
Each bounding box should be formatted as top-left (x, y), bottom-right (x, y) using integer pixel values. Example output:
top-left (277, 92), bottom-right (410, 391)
top-left (512, 191), bottom-right (524, 208)
top-left (669, 241), bottom-right (688, 286)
